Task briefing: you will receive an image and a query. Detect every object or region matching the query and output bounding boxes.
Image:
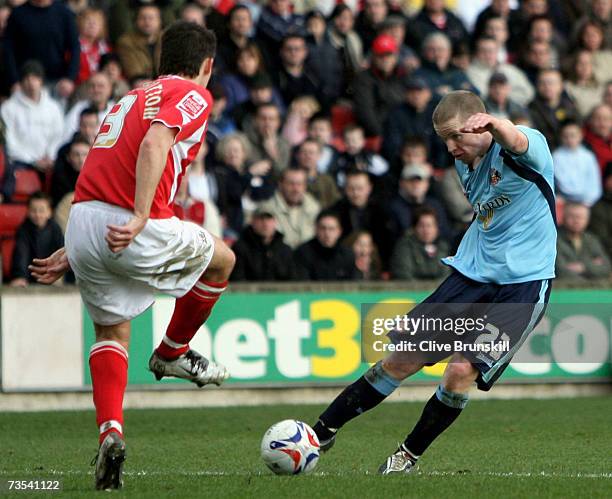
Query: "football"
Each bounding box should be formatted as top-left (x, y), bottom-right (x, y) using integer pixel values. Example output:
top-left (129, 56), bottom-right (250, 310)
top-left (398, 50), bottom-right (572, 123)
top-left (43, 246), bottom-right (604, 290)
top-left (260, 419), bottom-right (320, 475)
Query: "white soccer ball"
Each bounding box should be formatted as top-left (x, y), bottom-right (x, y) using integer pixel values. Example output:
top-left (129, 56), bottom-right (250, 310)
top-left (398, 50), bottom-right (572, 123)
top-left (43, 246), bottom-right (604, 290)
top-left (260, 419), bottom-right (320, 475)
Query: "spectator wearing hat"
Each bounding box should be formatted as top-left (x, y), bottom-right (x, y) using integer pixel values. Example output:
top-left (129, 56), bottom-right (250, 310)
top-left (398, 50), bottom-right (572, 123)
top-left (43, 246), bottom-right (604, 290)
top-left (296, 138), bottom-right (340, 209)
top-left (256, 0), bottom-right (306, 71)
top-left (412, 32), bottom-right (478, 97)
top-left (231, 208), bottom-right (297, 281)
top-left (382, 75), bottom-right (448, 168)
top-left (352, 33), bottom-right (408, 137)
top-left (484, 72), bottom-right (529, 121)
top-left (589, 162), bottom-right (612, 261)
top-left (388, 163), bottom-right (451, 241)
top-left (116, 5), bottom-right (162, 80)
top-left (466, 36), bottom-right (534, 106)
top-left (355, 0), bottom-right (388, 52)
top-left (556, 202), bottom-right (611, 280)
top-left (3, 0), bottom-right (79, 99)
top-left (390, 206), bottom-right (451, 281)
top-left (295, 210), bottom-right (359, 280)
top-left (379, 15), bottom-right (419, 73)
top-left (258, 167), bottom-right (321, 248)
top-left (216, 5), bottom-right (255, 74)
top-left (405, 0), bottom-right (469, 52)
top-left (553, 120), bottom-right (602, 207)
top-left (583, 103), bottom-right (612, 174)
top-left (1, 60), bottom-right (64, 199)
top-left (274, 34), bottom-right (320, 106)
top-left (245, 102), bottom-right (292, 176)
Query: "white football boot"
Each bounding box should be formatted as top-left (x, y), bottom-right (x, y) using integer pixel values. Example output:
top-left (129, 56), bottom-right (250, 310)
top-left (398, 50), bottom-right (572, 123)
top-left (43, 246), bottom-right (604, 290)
top-left (378, 446), bottom-right (418, 475)
top-left (148, 349), bottom-right (229, 387)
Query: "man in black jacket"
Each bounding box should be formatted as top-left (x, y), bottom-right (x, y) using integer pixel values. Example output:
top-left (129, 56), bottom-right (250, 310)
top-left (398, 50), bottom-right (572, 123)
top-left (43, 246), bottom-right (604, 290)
top-left (231, 208), bottom-right (296, 281)
top-left (295, 210), bottom-right (358, 280)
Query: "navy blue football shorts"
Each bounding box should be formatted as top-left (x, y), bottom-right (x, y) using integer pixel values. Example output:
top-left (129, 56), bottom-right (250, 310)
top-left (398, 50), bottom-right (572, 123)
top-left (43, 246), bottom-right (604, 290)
top-left (388, 271), bottom-right (552, 391)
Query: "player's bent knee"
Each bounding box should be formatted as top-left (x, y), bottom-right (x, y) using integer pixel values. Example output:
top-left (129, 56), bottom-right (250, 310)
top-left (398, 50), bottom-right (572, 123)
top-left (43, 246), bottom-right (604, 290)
top-left (443, 361), bottom-right (479, 392)
top-left (381, 357), bottom-right (422, 381)
top-left (204, 237), bottom-right (236, 281)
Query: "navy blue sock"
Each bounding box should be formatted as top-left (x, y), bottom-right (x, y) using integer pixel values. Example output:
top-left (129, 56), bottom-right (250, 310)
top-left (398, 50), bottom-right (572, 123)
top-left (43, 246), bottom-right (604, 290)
top-left (402, 385), bottom-right (469, 458)
top-left (314, 362), bottom-right (400, 439)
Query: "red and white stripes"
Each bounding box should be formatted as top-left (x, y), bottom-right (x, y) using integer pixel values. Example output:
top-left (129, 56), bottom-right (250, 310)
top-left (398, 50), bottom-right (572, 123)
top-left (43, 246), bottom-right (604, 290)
top-left (189, 280), bottom-right (227, 301)
top-left (89, 341), bottom-right (129, 364)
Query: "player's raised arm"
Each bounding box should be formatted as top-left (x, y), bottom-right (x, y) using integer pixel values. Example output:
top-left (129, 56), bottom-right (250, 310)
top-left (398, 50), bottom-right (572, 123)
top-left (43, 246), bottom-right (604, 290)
top-left (460, 113), bottom-right (528, 155)
top-left (105, 122), bottom-right (177, 253)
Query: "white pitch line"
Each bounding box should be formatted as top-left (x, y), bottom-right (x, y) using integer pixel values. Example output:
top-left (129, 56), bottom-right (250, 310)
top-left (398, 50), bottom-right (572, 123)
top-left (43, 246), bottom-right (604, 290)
top-left (1, 470), bottom-right (611, 479)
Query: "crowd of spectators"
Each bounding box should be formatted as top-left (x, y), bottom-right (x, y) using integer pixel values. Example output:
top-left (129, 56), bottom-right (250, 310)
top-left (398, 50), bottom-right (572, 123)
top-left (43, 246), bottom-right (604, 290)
top-left (0, 0), bottom-right (611, 285)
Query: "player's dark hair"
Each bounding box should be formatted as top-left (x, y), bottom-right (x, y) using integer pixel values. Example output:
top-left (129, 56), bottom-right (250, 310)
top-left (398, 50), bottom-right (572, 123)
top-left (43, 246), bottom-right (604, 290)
top-left (159, 21), bottom-right (216, 78)
top-left (412, 206), bottom-right (438, 227)
top-left (316, 209), bottom-right (341, 225)
top-left (27, 191), bottom-right (52, 208)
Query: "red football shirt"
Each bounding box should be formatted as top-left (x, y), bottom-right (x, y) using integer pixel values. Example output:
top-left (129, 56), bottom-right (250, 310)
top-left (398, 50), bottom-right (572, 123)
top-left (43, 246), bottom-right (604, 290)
top-left (74, 76), bottom-right (212, 219)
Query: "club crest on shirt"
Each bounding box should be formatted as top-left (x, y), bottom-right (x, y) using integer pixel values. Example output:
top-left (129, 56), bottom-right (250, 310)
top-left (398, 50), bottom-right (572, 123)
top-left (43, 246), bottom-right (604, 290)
top-left (176, 90), bottom-right (207, 123)
top-left (490, 168), bottom-right (502, 185)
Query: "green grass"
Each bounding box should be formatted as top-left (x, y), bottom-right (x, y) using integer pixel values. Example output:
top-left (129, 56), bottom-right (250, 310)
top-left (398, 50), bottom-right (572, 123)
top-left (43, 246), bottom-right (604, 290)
top-left (1, 397), bottom-right (611, 498)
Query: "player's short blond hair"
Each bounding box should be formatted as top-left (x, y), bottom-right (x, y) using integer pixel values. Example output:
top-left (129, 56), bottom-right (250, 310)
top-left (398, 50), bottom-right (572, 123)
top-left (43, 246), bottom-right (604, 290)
top-left (432, 91), bottom-right (486, 129)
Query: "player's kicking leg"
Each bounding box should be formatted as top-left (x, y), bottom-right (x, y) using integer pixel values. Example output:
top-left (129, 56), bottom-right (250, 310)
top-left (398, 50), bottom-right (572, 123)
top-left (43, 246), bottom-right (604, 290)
top-left (148, 236), bottom-right (235, 387)
top-left (313, 352), bottom-right (476, 474)
top-left (378, 354), bottom-right (477, 474)
top-left (88, 321), bottom-right (130, 490)
top-left (312, 354), bottom-right (424, 452)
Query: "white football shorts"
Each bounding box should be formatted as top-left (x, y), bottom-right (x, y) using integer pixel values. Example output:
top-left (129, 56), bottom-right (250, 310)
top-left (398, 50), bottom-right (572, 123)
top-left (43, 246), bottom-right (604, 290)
top-left (65, 201), bottom-right (215, 325)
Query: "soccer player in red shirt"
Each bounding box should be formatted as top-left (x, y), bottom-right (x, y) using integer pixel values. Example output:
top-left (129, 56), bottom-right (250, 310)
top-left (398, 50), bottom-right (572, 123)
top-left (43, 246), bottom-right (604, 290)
top-left (28, 22), bottom-right (235, 490)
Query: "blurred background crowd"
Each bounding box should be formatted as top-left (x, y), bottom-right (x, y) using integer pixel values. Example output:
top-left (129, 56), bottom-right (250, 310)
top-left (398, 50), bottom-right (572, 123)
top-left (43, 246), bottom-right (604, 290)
top-left (0, 0), bottom-right (610, 286)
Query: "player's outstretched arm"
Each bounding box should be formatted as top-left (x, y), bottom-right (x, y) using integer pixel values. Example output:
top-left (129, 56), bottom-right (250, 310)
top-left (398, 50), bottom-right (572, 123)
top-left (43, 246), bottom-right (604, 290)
top-left (28, 247), bottom-right (71, 284)
top-left (105, 123), bottom-right (177, 253)
top-left (461, 113), bottom-right (528, 155)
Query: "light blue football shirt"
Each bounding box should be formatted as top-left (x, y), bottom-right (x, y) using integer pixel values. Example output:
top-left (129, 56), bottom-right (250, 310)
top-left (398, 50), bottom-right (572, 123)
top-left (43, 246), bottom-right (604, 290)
top-left (442, 126), bottom-right (557, 284)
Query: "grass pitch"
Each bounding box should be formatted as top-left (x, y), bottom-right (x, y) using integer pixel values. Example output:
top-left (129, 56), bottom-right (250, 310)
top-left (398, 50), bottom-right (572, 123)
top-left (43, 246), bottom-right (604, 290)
top-left (1, 396), bottom-right (610, 498)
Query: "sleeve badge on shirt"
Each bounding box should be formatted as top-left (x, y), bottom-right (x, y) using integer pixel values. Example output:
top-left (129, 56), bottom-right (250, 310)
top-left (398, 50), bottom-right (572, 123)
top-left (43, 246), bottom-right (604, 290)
top-left (490, 168), bottom-right (502, 185)
top-left (176, 90), bottom-right (207, 124)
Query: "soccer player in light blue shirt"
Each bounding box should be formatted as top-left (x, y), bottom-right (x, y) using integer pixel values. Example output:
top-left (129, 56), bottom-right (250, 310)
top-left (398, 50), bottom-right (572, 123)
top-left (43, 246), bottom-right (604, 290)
top-left (312, 91), bottom-right (558, 476)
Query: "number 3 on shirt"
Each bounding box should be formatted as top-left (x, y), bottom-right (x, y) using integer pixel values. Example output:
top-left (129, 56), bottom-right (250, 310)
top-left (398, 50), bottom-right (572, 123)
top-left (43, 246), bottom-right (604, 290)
top-left (93, 94), bottom-right (137, 149)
